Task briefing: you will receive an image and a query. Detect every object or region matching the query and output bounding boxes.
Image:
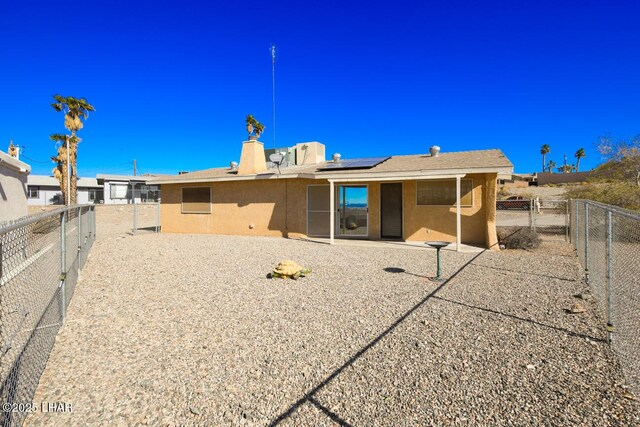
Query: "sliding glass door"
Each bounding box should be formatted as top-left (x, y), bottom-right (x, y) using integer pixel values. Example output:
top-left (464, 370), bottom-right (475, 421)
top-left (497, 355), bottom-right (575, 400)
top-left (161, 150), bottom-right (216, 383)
top-left (337, 185), bottom-right (368, 237)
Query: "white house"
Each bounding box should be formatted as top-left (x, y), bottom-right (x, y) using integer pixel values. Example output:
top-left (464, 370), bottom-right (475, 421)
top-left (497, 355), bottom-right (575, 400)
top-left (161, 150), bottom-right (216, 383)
top-left (27, 175), bottom-right (103, 205)
top-left (26, 173), bottom-right (163, 206)
top-left (96, 174), bottom-right (161, 204)
top-left (0, 149), bottom-right (31, 223)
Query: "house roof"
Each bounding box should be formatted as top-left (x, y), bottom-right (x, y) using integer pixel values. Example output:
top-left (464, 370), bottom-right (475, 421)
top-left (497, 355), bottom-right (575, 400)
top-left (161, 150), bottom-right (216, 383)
top-left (96, 173), bottom-right (170, 182)
top-left (0, 150), bottom-right (30, 174)
top-left (151, 149), bottom-right (514, 184)
top-left (28, 175), bottom-right (103, 188)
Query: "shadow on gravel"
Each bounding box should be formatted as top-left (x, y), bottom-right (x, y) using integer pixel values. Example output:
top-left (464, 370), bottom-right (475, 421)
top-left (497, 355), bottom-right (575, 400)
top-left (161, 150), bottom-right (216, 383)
top-left (432, 295), bottom-right (605, 343)
top-left (383, 267), bottom-right (430, 279)
top-left (268, 250), bottom-right (487, 426)
top-left (469, 263), bottom-right (578, 282)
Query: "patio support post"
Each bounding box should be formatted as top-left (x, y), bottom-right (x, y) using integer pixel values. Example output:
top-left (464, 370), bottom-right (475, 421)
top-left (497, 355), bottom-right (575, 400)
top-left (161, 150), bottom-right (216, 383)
top-left (329, 180), bottom-right (335, 245)
top-left (456, 176), bottom-right (461, 252)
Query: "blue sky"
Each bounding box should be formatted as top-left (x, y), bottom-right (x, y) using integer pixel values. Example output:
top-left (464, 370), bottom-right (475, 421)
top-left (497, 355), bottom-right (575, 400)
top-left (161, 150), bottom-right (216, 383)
top-left (1, 0), bottom-right (638, 176)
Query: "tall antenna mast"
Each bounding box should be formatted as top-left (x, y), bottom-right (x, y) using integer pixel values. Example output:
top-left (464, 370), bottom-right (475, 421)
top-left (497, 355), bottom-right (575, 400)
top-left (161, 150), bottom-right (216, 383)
top-left (270, 43), bottom-right (276, 148)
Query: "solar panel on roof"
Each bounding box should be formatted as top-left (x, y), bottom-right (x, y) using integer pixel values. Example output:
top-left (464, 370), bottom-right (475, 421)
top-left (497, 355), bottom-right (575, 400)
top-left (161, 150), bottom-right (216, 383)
top-left (317, 156), bottom-right (390, 171)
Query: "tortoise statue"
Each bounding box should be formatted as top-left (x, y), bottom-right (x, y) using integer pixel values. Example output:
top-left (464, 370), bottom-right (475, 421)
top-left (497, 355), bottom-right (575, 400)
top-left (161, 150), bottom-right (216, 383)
top-left (269, 260), bottom-right (312, 280)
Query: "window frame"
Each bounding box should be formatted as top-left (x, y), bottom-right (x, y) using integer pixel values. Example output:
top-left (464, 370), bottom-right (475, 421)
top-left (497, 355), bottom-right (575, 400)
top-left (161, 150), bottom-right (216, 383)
top-left (181, 186), bottom-right (212, 214)
top-left (109, 183), bottom-right (129, 200)
top-left (28, 186), bottom-right (39, 199)
top-left (416, 178), bottom-right (474, 207)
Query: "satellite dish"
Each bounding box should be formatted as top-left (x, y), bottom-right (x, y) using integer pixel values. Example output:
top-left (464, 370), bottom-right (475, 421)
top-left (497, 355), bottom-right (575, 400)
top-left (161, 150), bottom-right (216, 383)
top-left (269, 152), bottom-right (285, 165)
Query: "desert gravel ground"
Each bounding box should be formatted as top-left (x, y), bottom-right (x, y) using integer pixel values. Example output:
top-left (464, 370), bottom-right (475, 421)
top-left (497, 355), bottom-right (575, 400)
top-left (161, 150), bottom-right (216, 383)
top-left (25, 206), bottom-right (639, 426)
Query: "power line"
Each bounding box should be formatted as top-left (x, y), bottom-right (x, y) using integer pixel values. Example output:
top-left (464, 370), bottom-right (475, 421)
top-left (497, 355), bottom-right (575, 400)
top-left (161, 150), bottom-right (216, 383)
top-left (20, 154), bottom-right (52, 164)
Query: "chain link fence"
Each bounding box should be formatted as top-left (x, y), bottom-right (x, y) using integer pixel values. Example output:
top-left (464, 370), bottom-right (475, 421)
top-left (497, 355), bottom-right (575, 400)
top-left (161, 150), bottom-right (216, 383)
top-left (131, 186), bottom-right (161, 234)
top-left (496, 198), bottom-right (569, 241)
top-left (571, 199), bottom-right (640, 397)
top-left (0, 205), bottom-right (95, 427)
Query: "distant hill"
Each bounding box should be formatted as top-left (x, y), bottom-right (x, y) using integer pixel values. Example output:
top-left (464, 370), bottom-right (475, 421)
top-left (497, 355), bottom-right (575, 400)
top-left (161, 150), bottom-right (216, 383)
top-left (565, 158), bottom-right (640, 211)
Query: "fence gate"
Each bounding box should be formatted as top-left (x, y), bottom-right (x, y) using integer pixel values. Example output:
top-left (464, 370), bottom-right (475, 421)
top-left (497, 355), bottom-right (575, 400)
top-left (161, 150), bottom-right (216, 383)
top-left (496, 198), bottom-right (569, 241)
top-left (534, 199), bottom-right (569, 240)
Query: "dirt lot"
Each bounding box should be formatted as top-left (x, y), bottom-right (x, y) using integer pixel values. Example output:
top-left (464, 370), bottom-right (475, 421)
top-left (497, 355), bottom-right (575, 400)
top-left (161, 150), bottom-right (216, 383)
top-left (24, 207), bottom-right (639, 426)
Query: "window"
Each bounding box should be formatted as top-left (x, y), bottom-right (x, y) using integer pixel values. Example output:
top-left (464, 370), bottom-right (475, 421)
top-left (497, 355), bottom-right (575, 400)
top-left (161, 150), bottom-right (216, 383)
top-left (140, 185), bottom-right (160, 202)
top-left (182, 187), bottom-right (211, 214)
top-left (28, 186), bottom-right (39, 198)
top-left (417, 179), bottom-right (473, 206)
top-left (110, 183), bottom-right (129, 199)
top-left (88, 188), bottom-right (97, 201)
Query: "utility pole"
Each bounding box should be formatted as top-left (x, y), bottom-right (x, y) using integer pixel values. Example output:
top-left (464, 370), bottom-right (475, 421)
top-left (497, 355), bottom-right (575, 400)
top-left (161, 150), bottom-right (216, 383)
top-left (270, 44), bottom-right (276, 148)
top-left (133, 159), bottom-right (137, 176)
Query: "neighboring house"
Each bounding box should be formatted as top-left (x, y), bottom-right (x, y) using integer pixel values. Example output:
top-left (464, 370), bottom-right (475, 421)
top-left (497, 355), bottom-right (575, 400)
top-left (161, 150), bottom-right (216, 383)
top-left (96, 174), bottom-right (162, 204)
top-left (0, 149), bottom-right (30, 223)
top-left (497, 173), bottom-right (536, 188)
top-left (27, 175), bottom-right (104, 205)
top-left (536, 171), bottom-right (591, 185)
top-left (152, 140), bottom-right (514, 250)
top-left (26, 174), bottom-right (164, 206)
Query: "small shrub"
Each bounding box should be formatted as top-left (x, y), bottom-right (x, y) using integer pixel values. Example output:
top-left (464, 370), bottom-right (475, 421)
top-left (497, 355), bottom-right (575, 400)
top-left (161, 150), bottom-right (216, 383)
top-left (497, 227), bottom-right (541, 250)
top-left (497, 186), bottom-right (511, 198)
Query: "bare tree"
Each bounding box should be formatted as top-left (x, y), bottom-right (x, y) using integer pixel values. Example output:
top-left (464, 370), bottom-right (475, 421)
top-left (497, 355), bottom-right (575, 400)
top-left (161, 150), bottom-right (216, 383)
top-left (596, 134), bottom-right (640, 186)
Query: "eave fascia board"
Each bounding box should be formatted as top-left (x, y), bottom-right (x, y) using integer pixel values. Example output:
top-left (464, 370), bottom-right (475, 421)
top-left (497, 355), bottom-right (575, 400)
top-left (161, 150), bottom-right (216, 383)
top-left (153, 165), bottom-right (513, 185)
top-left (314, 166), bottom-right (512, 181)
top-left (152, 173), bottom-right (300, 185)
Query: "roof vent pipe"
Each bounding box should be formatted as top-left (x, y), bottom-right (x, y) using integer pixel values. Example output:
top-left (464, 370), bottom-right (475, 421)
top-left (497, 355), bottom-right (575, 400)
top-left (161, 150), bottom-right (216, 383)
top-left (429, 146), bottom-right (441, 157)
top-left (229, 161), bottom-right (238, 170)
top-left (332, 153), bottom-right (341, 162)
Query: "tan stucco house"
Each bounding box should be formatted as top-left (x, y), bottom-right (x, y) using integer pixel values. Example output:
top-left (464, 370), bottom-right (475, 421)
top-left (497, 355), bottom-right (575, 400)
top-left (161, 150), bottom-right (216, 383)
top-left (152, 140), bottom-right (513, 250)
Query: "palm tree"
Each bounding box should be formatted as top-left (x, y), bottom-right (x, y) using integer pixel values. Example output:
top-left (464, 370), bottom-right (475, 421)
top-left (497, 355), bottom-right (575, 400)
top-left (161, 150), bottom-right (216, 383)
top-left (245, 114), bottom-right (265, 139)
top-left (51, 95), bottom-right (95, 204)
top-left (575, 148), bottom-right (586, 172)
top-left (557, 164), bottom-right (575, 174)
top-left (540, 144), bottom-right (550, 172)
top-left (50, 134), bottom-right (73, 205)
top-left (546, 160), bottom-right (557, 173)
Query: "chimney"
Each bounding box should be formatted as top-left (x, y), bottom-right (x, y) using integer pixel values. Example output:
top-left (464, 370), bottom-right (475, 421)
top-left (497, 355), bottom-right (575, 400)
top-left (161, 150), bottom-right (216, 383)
top-left (295, 142), bottom-right (326, 165)
top-left (237, 139), bottom-right (268, 175)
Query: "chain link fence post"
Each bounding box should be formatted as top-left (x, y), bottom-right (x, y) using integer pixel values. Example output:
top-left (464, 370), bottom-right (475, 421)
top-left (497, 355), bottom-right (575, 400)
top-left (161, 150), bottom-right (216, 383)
top-left (156, 200), bottom-right (161, 233)
top-left (584, 202), bottom-right (589, 282)
top-left (574, 199), bottom-right (578, 250)
top-left (565, 199), bottom-right (569, 242)
top-left (133, 183), bottom-right (137, 235)
top-left (77, 206), bottom-right (82, 259)
top-left (606, 209), bottom-right (614, 343)
top-left (59, 210), bottom-right (67, 324)
top-left (529, 198), bottom-right (533, 231)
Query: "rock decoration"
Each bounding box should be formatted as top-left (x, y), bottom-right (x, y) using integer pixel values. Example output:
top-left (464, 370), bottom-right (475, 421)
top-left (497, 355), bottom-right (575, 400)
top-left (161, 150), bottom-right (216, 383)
top-left (568, 302), bottom-right (586, 314)
top-left (269, 260), bottom-right (311, 280)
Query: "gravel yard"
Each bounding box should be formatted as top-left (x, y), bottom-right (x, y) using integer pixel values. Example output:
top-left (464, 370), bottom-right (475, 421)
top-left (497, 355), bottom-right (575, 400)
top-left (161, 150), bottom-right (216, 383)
top-left (25, 206), bottom-right (639, 426)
